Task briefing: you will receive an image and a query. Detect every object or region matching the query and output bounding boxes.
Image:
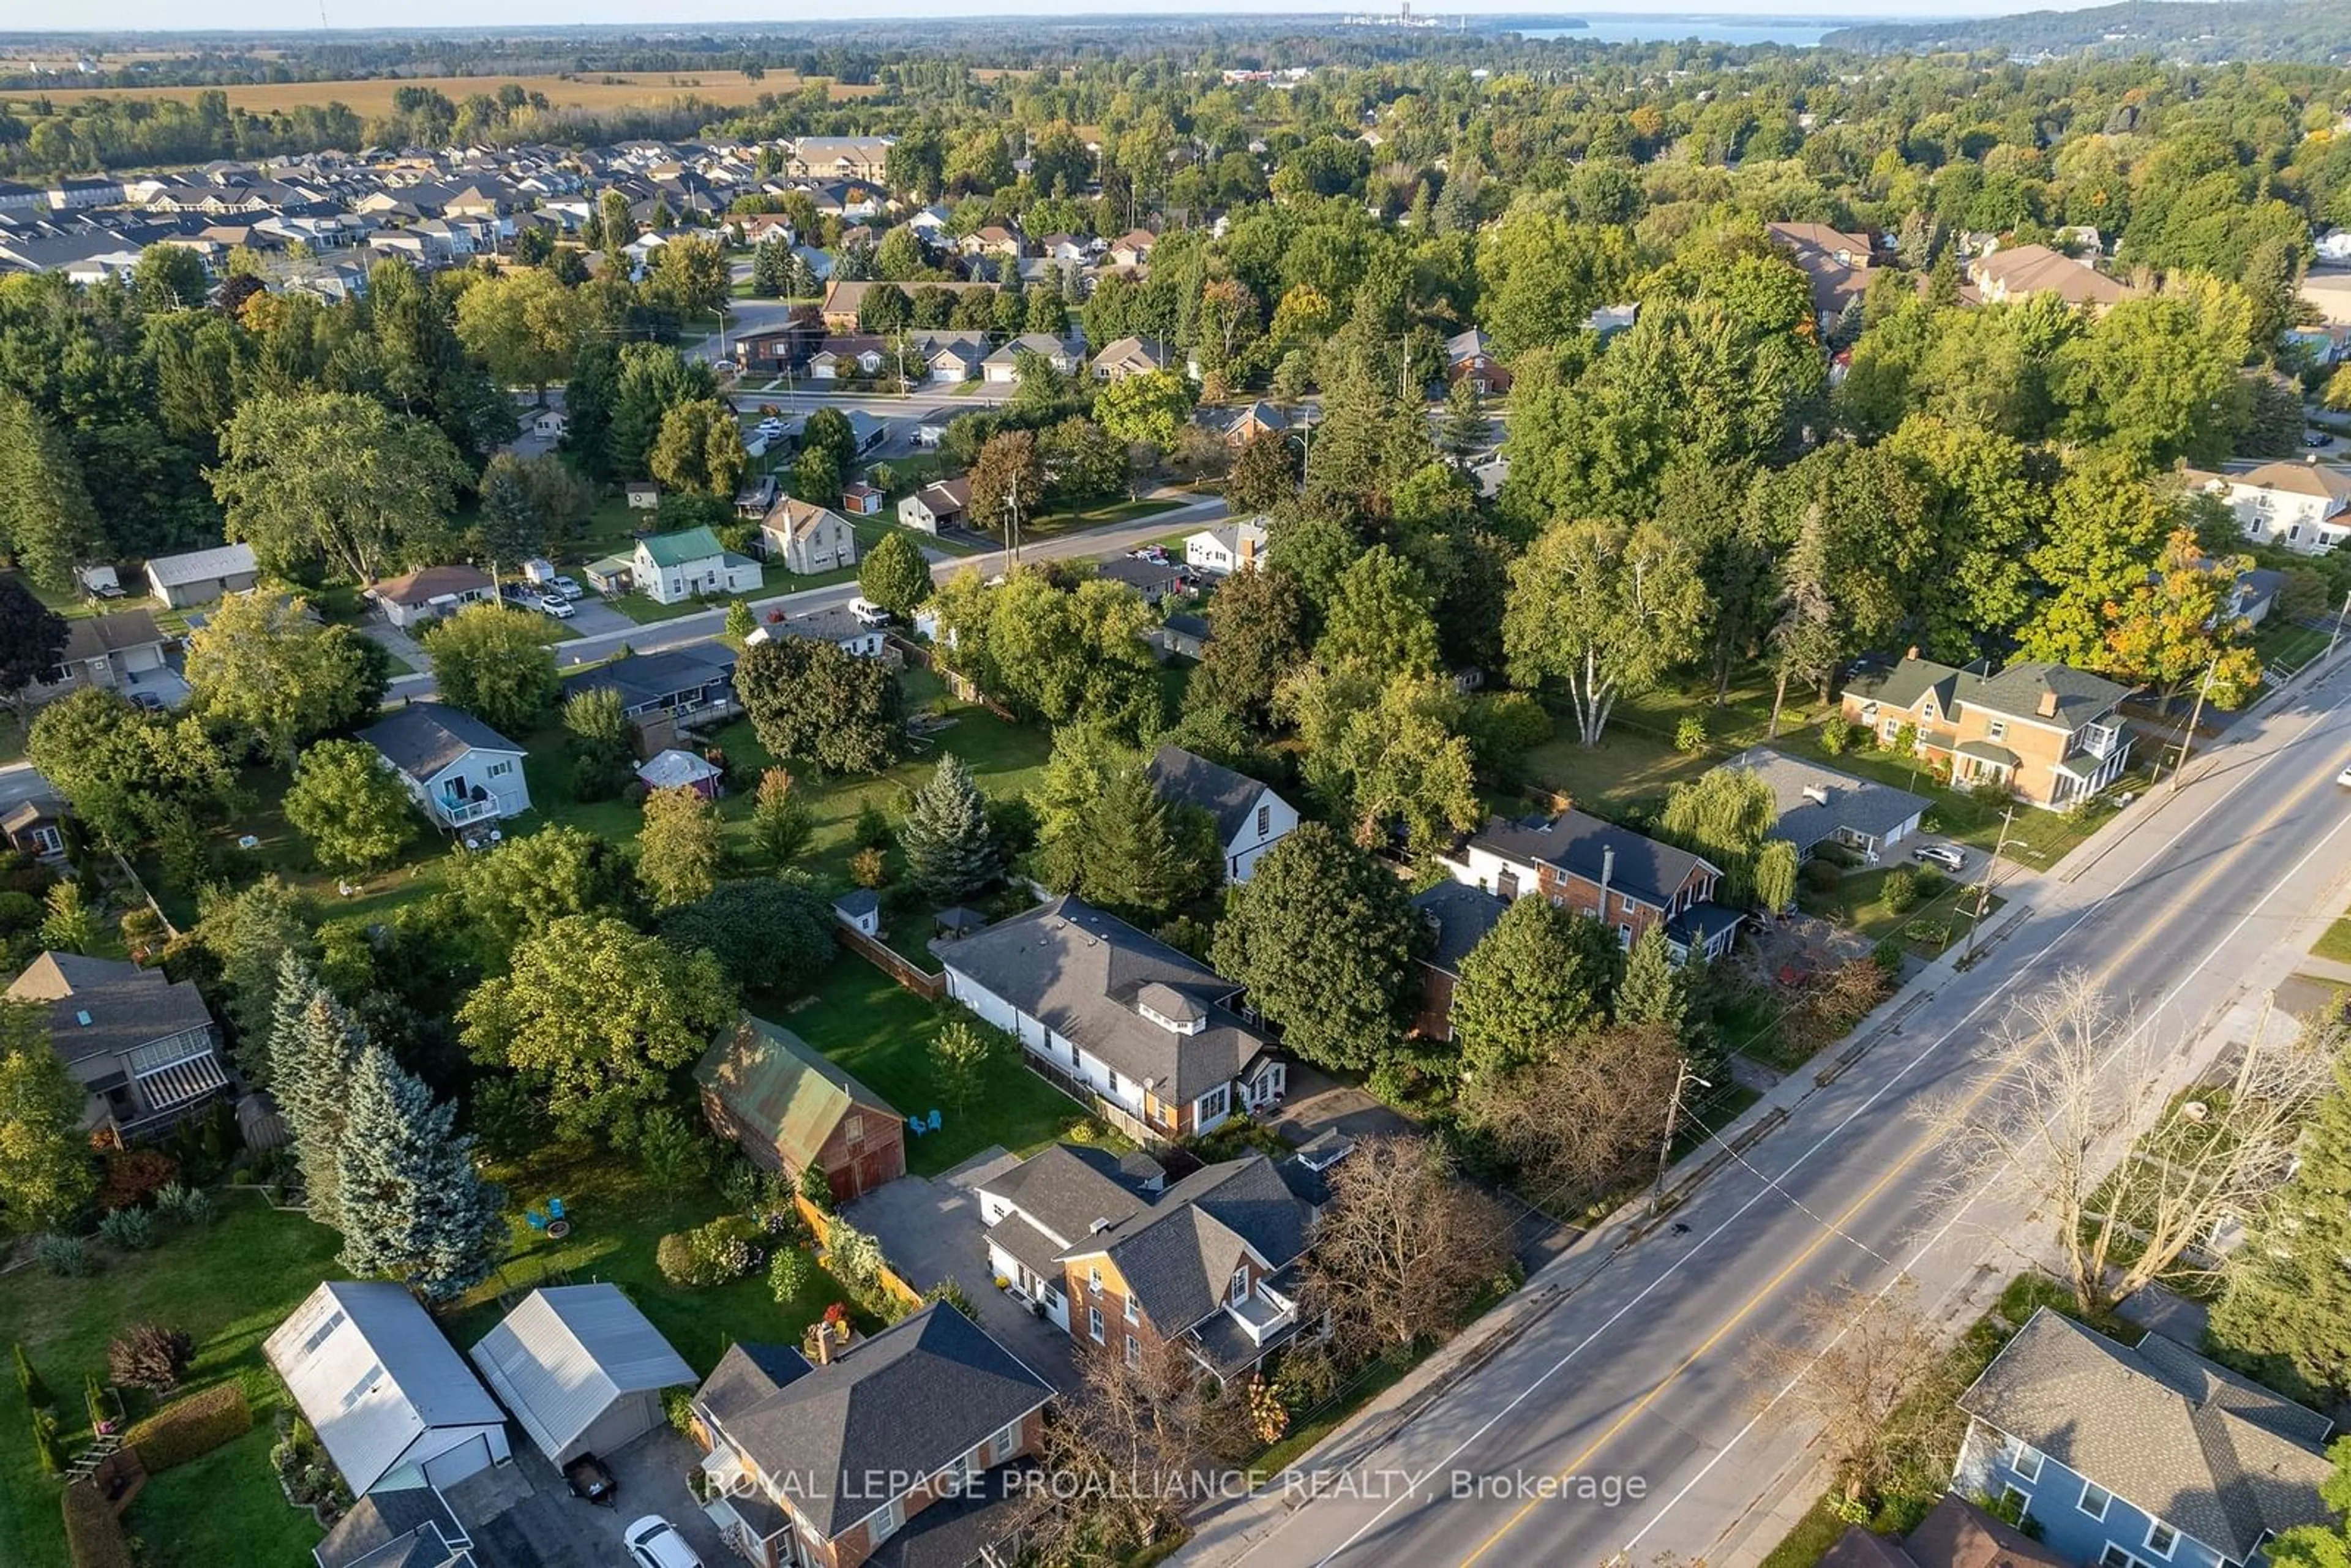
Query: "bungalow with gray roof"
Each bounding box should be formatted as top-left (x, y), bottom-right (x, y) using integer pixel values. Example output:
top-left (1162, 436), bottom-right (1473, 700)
top-left (146, 541), bottom-right (260, 608)
top-left (1725, 746), bottom-right (1929, 863)
top-left (358, 702), bottom-right (531, 830)
top-left (1954, 1308), bottom-right (2336, 1568)
top-left (934, 895), bottom-right (1287, 1142)
top-left (6, 951), bottom-right (227, 1142)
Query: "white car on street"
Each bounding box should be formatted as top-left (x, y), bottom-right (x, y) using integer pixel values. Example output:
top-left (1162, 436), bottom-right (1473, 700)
top-left (1911, 843), bottom-right (1967, 874)
top-left (538, 595), bottom-right (576, 620)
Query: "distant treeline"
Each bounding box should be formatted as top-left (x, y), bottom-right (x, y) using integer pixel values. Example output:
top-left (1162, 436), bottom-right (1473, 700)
top-left (1824, 0), bottom-right (2351, 65)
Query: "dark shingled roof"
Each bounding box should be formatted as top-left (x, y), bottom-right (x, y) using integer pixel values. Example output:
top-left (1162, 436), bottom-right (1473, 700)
top-left (314, 1489), bottom-right (471, 1568)
top-left (6, 951), bottom-right (213, 1071)
top-left (866, 1460), bottom-right (1046, 1568)
top-left (1725, 746), bottom-right (1930, 855)
top-left (1843, 654), bottom-right (2128, 731)
top-left (358, 703), bottom-right (523, 782)
top-left (696, 1305), bottom-right (1051, 1540)
top-left (932, 895), bottom-right (1271, 1103)
top-left (1471, 811), bottom-right (1719, 910)
top-left (1411, 882), bottom-right (1508, 977)
top-left (560, 644), bottom-right (735, 711)
top-left (1959, 1310), bottom-right (2336, 1562)
top-left (1062, 1156), bottom-right (1314, 1332)
top-left (1147, 745), bottom-right (1275, 847)
top-left (981, 1142), bottom-right (1157, 1244)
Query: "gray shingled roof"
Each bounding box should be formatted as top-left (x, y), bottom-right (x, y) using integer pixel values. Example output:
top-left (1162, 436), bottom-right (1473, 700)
top-left (1842, 654), bottom-right (1967, 715)
top-left (1725, 747), bottom-right (1930, 855)
top-left (146, 541), bottom-right (257, 587)
top-left (6, 951), bottom-right (214, 1071)
top-left (358, 702), bottom-right (524, 782)
top-left (1062, 1155), bottom-right (1315, 1332)
top-left (1966, 661), bottom-right (2132, 729)
top-left (1958, 1310), bottom-right (2336, 1562)
top-left (932, 895), bottom-right (1270, 1103)
top-left (980, 1142), bottom-right (1155, 1245)
top-left (560, 644), bottom-right (734, 711)
top-left (696, 1305), bottom-right (1051, 1539)
top-left (1472, 811), bottom-right (1719, 910)
top-left (1147, 745), bottom-right (1273, 847)
top-left (1411, 882), bottom-right (1508, 976)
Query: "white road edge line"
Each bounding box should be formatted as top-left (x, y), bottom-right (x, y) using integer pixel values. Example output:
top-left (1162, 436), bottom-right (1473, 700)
top-left (1275, 675), bottom-right (2351, 1568)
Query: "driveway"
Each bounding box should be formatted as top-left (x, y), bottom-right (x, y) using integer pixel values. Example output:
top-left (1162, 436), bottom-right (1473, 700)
top-left (445, 1425), bottom-right (722, 1567)
top-left (562, 598), bottom-right (638, 639)
top-left (361, 620), bottom-right (431, 672)
top-left (1266, 1063), bottom-right (1419, 1149)
top-left (839, 1149), bottom-right (1081, 1393)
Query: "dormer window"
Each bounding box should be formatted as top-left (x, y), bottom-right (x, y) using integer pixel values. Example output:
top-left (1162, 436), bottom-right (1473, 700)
top-left (1136, 982), bottom-right (1205, 1035)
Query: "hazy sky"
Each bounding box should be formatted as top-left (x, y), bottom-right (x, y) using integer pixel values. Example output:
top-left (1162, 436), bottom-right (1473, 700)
top-left (43, 0), bottom-right (2107, 39)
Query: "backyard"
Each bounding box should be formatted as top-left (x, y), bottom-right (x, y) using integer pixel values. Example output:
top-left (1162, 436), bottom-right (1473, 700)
top-left (756, 962), bottom-right (1120, 1179)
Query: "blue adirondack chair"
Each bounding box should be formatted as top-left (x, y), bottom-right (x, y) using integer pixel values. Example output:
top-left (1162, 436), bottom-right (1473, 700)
top-left (927, 1109), bottom-right (942, 1132)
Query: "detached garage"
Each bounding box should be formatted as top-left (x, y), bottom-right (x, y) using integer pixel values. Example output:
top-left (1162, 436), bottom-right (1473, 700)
top-left (264, 1281), bottom-right (510, 1497)
top-left (697, 1015), bottom-right (906, 1202)
top-left (470, 1284), bottom-right (694, 1465)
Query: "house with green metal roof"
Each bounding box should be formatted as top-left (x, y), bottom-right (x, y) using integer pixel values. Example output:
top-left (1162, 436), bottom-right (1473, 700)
top-left (696, 1015), bottom-right (906, 1202)
top-left (617, 524), bottom-right (764, 606)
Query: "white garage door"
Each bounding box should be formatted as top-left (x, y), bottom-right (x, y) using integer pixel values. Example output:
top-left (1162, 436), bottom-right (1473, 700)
top-left (422, 1433), bottom-right (494, 1490)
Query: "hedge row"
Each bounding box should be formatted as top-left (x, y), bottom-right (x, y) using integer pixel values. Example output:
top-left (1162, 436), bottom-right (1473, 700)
top-left (61, 1480), bottom-right (132, 1568)
top-left (125, 1382), bottom-right (252, 1473)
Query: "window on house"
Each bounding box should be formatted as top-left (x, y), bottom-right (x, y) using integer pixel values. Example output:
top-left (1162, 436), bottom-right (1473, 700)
top-left (2079, 1482), bottom-right (2112, 1520)
top-left (1125, 1294), bottom-right (1139, 1324)
top-left (1618, 923), bottom-right (1633, 948)
top-left (991, 1421), bottom-right (1021, 1463)
top-left (2144, 1523), bottom-right (2177, 1559)
top-left (2002, 1485), bottom-right (2032, 1517)
top-left (872, 1496), bottom-right (904, 1544)
top-left (2001, 1435), bottom-right (2045, 1482)
top-left (486, 760), bottom-right (512, 779)
top-left (2101, 1547), bottom-right (2142, 1568)
top-left (1125, 1335), bottom-right (1141, 1369)
top-left (1088, 1307), bottom-right (1104, 1343)
top-left (844, 1115), bottom-right (863, 1144)
top-left (1089, 1266), bottom-right (1103, 1293)
top-left (1198, 1084), bottom-right (1229, 1123)
top-left (1256, 803), bottom-right (1270, 836)
top-left (1988, 720), bottom-right (2008, 741)
top-left (1231, 1267), bottom-right (1250, 1305)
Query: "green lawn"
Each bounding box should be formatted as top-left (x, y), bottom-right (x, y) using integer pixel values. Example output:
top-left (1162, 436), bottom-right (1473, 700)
top-left (448, 1140), bottom-right (875, 1375)
top-left (1798, 865), bottom-right (2006, 958)
top-left (759, 963), bottom-right (1115, 1177)
top-left (2259, 620), bottom-right (2331, 673)
top-left (2312, 913), bottom-right (2351, 963)
top-left (0, 1192), bottom-right (342, 1568)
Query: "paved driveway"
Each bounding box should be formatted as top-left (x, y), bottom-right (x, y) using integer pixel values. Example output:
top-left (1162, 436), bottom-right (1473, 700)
top-left (840, 1150), bottom-right (1081, 1393)
top-left (447, 1425), bottom-right (722, 1567)
top-left (563, 598), bottom-right (638, 639)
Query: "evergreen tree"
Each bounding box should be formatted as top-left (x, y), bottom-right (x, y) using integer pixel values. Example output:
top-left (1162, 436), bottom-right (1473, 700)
top-left (1449, 896), bottom-right (1623, 1080)
top-left (1440, 377), bottom-right (1491, 463)
top-left (2211, 1043), bottom-right (2351, 1401)
top-left (752, 239), bottom-right (792, 299)
top-left (333, 1045), bottom-right (506, 1301)
top-left (897, 754), bottom-right (999, 902)
top-left (268, 955), bottom-right (364, 1232)
top-left (1078, 766), bottom-right (1211, 924)
top-left (1616, 928), bottom-right (1689, 1040)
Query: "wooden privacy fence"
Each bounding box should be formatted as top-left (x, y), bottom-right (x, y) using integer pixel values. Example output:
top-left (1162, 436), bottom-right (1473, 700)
top-left (832, 925), bottom-right (947, 1000)
top-left (791, 1190), bottom-right (925, 1312)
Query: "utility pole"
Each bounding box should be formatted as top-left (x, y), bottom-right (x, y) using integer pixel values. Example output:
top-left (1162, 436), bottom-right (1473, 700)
top-left (1963, 806), bottom-right (2014, 966)
top-left (2169, 657), bottom-right (2219, 796)
top-left (1649, 1060), bottom-right (1711, 1217)
top-left (2327, 587), bottom-right (2351, 662)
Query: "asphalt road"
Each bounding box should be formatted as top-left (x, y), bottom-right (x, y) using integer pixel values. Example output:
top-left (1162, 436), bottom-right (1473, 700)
top-left (1209, 655), bottom-right (2351, 1568)
top-left (389, 494), bottom-right (1232, 694)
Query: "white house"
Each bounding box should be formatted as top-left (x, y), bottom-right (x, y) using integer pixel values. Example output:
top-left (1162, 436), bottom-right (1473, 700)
top-left (981, 334), bottom-right (1078, 384)
top-left (146, 541), bottom-right (260, 609)
top-left (626, 525), bottom-right (763, 606)
top-left (468, 1284), bottom-right (695, 1466)
top-left (2184, 461), bottom-right (2351, 555)
top-left (1185, 517), bottom-right (1270, 577)
top-left (934, 896), bottom-right (1287, 1142)
top-left (264, 1281), bottom-right (511, 1497)
top-left (1146, 744), bottom-right (1297, 883)
top-left (358, 703), bottom-right (532, 830)
top-left (898, 478), bottom-right (970, 534)
top-left (745, 604), bottom-right (886, 659)
top-left (369, 565), bottom-right (495, 630)
top-left (2316, 228), bottom-right (2351, 266)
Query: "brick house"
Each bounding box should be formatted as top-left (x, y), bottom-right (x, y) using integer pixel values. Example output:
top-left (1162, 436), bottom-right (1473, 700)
top-left (976, 1144), bottom-right (1327, 1380)
top-left (688, 1305), bottom-right (1052, 1568)
top-left (1442, 811), bottom-right (1743, 961)
top-left (695, 1016), bottom-right (906, 1202)
top-left (1408, 881), bottom-right (1508, 1041)
top-left (1839, 652), bottom-right (2134, 809)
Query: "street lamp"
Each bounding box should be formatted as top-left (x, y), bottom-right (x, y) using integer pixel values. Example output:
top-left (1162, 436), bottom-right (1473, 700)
top-left (1649, 1062), bottom-right (1712, 1216)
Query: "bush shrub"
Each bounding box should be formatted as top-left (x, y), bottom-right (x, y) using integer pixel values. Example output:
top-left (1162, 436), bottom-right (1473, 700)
top-left (634, 1108), bottom-right (709, 1188)
top-left (1913, 866), bottom-right (1948, 901)
top-left (32, 1404), bottom-right (64, 1476)
top-left (1880, 867), bottom-right (1921, 915)
top-left (797, 1164), bottom-right (834, 1212)
top-left (1903, 918), bottom-right (1953, 950)
top-left (126, 1383), bottom-right (252, 1472)
top-left (36, 1235), bottom-right (93, 1277)
top-left (1817, 719), bottom-right (1854, 756)
top-left (108, 1323), bottom-right (193, 1394)
top-left (1800, 858), bottom-right (1842, 894)
top-left (96, 1149), bottom-right (179, 1212)
top-left (97, 1207), bottom-right (157, 1251)
top-left (659, 1217), bottom-right (757, 1288)
top-left (1872, 936), bottom-right (1907, 978)
top-left (1674, 713), bottom-right (1707, 754)
top-left (155, 1185), bottom-right (215, 1228)
top-left (61, 1478), bottom-right (132, 1568)
top-left (768, 1246), bottom-right (811, 1303)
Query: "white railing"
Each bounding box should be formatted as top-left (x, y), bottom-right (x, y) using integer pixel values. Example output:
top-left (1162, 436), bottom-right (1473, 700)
top-left (435, 795), bottom-right (500, 827)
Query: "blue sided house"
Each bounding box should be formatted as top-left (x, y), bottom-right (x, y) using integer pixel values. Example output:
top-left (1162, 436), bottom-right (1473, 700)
top-left (1954, 1308), bottom-right (2338, 1568)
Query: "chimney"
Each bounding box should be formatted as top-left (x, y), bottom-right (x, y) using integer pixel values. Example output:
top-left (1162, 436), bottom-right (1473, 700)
top-left (1905, 645), bottom-right (1921, 661)
top-left (2037, 689), bottom-right (2060, 719)
top-left (812, 1325), bottom-right (832, 1366)
top-left (1599, 846), bottom-right (1614, 916)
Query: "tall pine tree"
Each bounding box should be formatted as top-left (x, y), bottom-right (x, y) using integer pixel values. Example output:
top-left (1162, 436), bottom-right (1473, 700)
top-left (334, 1046), bottom-right (506, 1302)
top-left (896, 754), bottom-right (999, 903)
top-left (2211, 1038), bottom-right (2351, 1401)
top-left (268, 955), bottom-right (364, 1233)
top-left (1079, 766), bottom-right (1210, 924)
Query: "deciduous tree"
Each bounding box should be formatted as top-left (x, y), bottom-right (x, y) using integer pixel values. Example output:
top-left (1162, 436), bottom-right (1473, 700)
top-left (424, 603), bottom-right (561, 736)
top-left (1742, 1280), bottom-right (1945, 1509)
top-left (659, 875), bottom-right (837, 994)
top-left (1449, 895), bottom-right (1624, 1079)
top-left (735, 636), bottom-right (903, 776)
top-left (858, 530), bottom-right (931, 615)
top-left (209, 391), bottom-right (470, 582)
top-left (1462, 1020), bottom-right (1686, 1204)
top-left (283, 739), bottom-right (419, 872)
top-left (1303, 1133), bottom-right (1513, 1354)
top-left (637, 786), bottom-right (726, 912)
top-left (1504, 519), bottom-right (1709, 746)
top-left (0, 999), bottom-right (95, 1232)
top-left (186, 593), bottom-right (391, 765)
top-left (648, 397), bottom-right (748, 498)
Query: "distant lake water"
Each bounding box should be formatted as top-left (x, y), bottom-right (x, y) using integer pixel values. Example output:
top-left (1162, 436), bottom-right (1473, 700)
top-left (1518, 17), bottom-right (1840, 45)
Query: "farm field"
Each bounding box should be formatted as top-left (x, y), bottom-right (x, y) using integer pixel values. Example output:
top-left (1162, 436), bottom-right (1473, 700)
top-left (1, 69), bottom-right (877, 117)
